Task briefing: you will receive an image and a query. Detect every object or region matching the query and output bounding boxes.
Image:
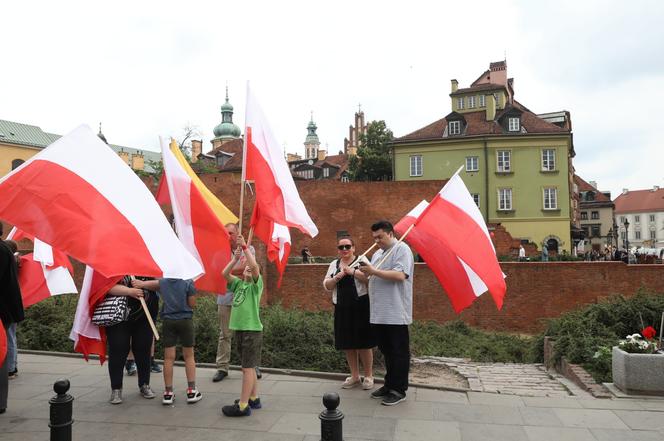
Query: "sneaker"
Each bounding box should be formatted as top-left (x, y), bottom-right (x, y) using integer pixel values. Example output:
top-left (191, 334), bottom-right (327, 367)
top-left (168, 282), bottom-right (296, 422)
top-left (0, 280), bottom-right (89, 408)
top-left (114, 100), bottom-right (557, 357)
top-left (7, 369), bottom-right (17, 380)
top-left (341, 376), bottom-right (361, 389)
top-left (234, 397), bottom-right (262, 409)
top-left (162, 391), bottom-right (174, 405)
top-left (362, 376), bottom-right (375, 390)
top-left (109, 389), bottom-right (123, 404)
top-left (381, 391), bottom-right (406, 406)
top-left (186, 387), bottom-right (203, 404)
top-left (140, 384), bottom-right (155, 399)
top-left (222, 402), bottom-right (251, 417)
top-left (150, 360), bottom-right (162, 373)
top-left (212, 370), bottom-right (228, 382)
top-left (125, 360), bottom-right (137, 376)
top-left (370, 386), bottom-right (390, 399)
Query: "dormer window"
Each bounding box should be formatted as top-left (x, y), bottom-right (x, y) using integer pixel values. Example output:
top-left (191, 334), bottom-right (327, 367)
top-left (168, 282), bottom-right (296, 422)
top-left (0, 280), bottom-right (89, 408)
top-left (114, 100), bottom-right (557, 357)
top-left (457, 98), bottom-right (464, 110)
top-left (508, 117), bottom-right (520, 132)
top-left (449, 121), bottom-right (461, 135)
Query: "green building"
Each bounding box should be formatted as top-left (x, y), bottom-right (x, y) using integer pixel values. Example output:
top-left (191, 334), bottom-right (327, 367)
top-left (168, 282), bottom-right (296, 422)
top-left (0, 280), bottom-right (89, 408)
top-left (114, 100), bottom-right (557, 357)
top-left (392, 61), bottom-right (576, 253)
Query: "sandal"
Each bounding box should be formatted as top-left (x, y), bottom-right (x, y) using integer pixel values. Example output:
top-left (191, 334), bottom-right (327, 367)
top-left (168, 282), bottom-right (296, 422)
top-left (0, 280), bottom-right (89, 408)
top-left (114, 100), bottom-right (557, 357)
top-left (341, 376), bottom-right (361, 389)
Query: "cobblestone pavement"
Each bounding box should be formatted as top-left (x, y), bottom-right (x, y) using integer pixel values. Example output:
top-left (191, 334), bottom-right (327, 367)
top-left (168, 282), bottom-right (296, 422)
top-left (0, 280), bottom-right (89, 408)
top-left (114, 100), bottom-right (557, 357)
top-left (413, 357), bottom-right (572, 397)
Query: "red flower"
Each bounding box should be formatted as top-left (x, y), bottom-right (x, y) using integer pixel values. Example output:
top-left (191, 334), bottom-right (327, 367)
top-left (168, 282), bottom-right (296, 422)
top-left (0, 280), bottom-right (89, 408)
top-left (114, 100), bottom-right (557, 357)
top-left (642, 326), bottom-right (657, 340)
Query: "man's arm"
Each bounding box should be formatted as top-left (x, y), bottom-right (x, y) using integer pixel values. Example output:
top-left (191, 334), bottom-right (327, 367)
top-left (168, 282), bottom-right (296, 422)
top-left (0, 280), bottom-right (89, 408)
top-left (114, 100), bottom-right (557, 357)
top-left (132, 279), bottom-right (160, 291)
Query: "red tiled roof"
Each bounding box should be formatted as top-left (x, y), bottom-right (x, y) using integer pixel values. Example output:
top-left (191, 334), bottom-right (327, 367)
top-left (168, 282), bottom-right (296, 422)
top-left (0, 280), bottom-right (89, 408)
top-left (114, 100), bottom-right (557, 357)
top-left (574, 175), bottom-right (613, 207)
top-left (207, 138), bottom-right (243, 156)
top-left (614, 188), bottom-right (664, 213)
top-left (450, 83), bottom-right (506, 96)
top-left (396, 100), bottom-right (567, 142)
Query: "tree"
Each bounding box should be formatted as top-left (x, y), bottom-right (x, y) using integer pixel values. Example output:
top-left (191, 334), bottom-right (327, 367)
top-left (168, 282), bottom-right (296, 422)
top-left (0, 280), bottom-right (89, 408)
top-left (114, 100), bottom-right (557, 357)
top-left (141, 124), bottom-right (201, 179)
top-left (348, 120), bottom-right (394, 181)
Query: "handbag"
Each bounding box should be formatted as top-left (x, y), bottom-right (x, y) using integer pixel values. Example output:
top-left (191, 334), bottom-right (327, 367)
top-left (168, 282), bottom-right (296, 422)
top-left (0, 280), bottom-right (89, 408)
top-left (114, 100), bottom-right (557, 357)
top-left (91, 295), bottom-right (129, 326)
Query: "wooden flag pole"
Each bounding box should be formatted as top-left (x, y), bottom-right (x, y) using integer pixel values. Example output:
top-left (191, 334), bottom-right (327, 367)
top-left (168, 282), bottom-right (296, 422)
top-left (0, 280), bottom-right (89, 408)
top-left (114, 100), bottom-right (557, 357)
top-left (374, 224), bottom-right (415, 270)
top-left (238, 180), bottom-right (247, 235)
top-left (139, 297), bottom-right (160, 341)
top-left (350, 243), bottom-right (377, 269)
top-left (246, 226), bottom-right (254, 248)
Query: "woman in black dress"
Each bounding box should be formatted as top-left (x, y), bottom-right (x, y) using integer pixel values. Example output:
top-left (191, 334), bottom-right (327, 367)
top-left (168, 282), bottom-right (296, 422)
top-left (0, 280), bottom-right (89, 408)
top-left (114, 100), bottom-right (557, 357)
top-left (323, 236), bottom-right (375, 389)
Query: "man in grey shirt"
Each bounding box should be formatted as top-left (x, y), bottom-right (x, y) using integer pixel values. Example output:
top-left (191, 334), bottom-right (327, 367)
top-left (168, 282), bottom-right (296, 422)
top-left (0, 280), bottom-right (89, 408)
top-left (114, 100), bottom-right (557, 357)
top-left (358, 220), bottom-right (414, 406)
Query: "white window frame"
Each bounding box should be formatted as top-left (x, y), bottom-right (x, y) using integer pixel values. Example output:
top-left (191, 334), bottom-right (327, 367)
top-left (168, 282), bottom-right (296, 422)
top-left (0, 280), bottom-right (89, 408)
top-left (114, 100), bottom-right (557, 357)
top-left (466, 156), bottom-right (479, 172)
top-left (479, 95), bottom-right (486, 107)
top-left (635, 215), bottom-right (641, 223)
top-left (497, 150), bottom-right (511, 172)
top-left (472, 193), bottom-right (480, 208)
top-left (542, 149), bottom-right (556, 171)
top-left (409, 155), bottom-right (423, 177)
top-left (650, 214), bottom-right (655, 223)
top-left (449, 121), bottom-right (461, 135)
top-left (457, 97), bottom-right (464, 110)
top-left (498, 188), bottom-right (512, 211)
top-left (620, 216), bottom-right (626, 224)
top-left (543, 187), bottom-right (558, 210)
top-left (508, 117), bottom-right (520, 132)
top-left (323, 167), bottom-right (330, 178)
top-left (468, 96), bottom-right (476, 108)
top-left (635, 230), bottom-right (641, 240)
top-left (650, 230), bottom-right (656, 240)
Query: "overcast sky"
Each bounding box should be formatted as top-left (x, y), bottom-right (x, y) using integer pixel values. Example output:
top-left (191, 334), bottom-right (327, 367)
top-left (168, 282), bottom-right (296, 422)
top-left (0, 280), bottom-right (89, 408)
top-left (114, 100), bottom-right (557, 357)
top-left (2, 0), bottom-right (663, 198)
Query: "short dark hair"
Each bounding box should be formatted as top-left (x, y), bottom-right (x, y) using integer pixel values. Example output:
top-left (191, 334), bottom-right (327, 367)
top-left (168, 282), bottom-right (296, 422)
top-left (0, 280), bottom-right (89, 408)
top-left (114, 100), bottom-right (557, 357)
top-left (4, 240), bottom-right (18, 253)
top-left (371, 220), bottom-right (394, 233)
top-left (337, 236), bottom-right (355, 246)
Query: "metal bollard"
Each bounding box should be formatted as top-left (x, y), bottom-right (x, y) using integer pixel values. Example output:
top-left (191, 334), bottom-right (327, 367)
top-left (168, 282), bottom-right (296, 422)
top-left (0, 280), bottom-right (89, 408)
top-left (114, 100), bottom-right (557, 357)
top-left (319, 392), bottom-right (343, 441)
top-left (49, 379), bottom-right (74, 441)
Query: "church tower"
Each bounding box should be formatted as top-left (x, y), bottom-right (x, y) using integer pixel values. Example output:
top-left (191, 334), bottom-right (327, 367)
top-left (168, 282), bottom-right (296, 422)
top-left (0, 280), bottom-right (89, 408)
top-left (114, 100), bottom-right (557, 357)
top-left (304, 113), bottom-right (321, 160)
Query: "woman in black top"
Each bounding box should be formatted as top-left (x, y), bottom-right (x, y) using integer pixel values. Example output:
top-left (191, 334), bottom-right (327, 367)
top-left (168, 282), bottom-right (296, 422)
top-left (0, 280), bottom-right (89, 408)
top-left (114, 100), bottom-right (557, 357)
top-left (0, 239), bottom-right (23, 414)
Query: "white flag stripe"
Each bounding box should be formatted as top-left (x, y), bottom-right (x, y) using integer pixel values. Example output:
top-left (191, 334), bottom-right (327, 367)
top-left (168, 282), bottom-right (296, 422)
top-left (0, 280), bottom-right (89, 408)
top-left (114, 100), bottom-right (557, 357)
top-left (458, 257), bottom-right (489, 297)
top-left (33, 237), bottom-right (54, 266)
top-left (272, 223), bottom-right (291, 261)
top-left (69, 266), bottom-right (101, 342)
top-left (44, 266), bottom-right (77, 295)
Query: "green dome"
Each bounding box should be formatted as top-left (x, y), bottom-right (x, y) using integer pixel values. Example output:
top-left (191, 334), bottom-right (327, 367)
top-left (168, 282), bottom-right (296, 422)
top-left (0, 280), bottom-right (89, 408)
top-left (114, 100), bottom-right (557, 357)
top-left (304, 118), bottom-right (320, 145)
top-left (213, 87), bottom-right (241, 139)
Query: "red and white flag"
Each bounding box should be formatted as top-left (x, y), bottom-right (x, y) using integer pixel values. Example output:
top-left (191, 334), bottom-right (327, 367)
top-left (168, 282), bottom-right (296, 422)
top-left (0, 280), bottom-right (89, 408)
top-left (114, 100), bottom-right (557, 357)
top-left (7, 227), bottom-right (77, 308)
top-left (0, 124), bottom-right (203, 280)
top-left (395, 173), bottom-right (506, 312)
top-left (244, 85), bottom-right (318, 281)
top-left (160, 139), bottom-right (236, 293)
top-left (69, 266), bottom-right (121, 364)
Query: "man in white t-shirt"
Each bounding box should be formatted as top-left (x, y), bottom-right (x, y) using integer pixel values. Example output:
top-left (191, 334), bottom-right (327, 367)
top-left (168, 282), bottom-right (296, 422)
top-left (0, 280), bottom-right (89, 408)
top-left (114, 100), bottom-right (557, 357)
top-left (358, 220), bottom-right (414, 406)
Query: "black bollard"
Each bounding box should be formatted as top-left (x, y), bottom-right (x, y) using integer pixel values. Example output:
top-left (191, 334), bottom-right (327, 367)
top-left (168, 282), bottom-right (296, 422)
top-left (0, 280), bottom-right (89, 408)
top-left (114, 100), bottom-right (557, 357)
top-left (319, 392), bottom-right (343, 441)
top-left (49, 379), bottom-right (74, 441)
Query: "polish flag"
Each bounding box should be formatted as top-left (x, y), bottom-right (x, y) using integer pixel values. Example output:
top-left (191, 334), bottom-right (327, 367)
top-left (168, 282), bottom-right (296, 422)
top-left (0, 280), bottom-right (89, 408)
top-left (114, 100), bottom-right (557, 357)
top-left (395, 173), bottom-right (506, 312)
top-left (7, 228), bottom-right (77, 308)
top-left (244, 85), bottom-right (318, 281)
top-left (69, 266), bottom-right (121, 364)
top-left (160, 139), bottom-right (236, 293)
top-left (0, 125), bottom-right (203, 280)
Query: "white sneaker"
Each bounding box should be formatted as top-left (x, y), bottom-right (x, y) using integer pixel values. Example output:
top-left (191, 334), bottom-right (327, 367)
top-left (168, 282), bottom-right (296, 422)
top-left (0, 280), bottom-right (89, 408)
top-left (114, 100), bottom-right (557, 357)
top-left (186, 387), bottom-right (202, 403)
top-left (162, 390), bottom-right (174, 405)
top-left (362, 376), bottom-right (375, 390)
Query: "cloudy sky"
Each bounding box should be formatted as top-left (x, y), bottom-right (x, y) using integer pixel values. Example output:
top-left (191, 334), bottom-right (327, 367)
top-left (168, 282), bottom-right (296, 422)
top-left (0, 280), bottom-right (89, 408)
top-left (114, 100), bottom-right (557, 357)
top-left (2, 0), bottom-right (663, 197)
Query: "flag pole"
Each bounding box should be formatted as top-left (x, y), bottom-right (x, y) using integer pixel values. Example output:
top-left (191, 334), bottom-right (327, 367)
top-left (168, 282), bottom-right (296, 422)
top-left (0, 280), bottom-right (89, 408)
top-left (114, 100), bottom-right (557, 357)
top-left (374, 224), bottom-right (415, 269)
top-left (239, 81), bottom-right (250, 235)
top-left (139, 297), bottom-right (160, 341)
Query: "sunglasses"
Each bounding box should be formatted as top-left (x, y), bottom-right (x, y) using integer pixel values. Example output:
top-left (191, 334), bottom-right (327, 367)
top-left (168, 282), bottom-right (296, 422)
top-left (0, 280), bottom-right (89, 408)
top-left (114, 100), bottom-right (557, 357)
top-left (337, 244), bottom-right (352, 251)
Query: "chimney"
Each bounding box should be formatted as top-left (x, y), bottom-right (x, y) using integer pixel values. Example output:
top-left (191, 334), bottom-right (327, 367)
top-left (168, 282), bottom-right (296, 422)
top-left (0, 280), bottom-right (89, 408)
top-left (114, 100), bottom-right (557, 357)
top-left (622, 188), bottom-right (629, 195)
top-left (589, 180), bottom-right (597, 189)
top-left (317, 148), bottom-right (326, 161)
top-left (489, 60), bottom-right (507, 86)
top-left (191, 140), bottom-right (202, 163)
top-left (451, 79), bottom-right (458, 93)
top-left (486, 94), bottom-right (496, 121)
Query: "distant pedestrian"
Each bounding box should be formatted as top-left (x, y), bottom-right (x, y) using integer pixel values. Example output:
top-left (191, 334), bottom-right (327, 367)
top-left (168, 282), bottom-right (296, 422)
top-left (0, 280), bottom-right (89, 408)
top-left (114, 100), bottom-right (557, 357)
top-left (541, 244), bottom-right (549, 262)
top-left (301, 246), bottom-right (313, 264)
top-left (518, 245), bottom-right (526, 262)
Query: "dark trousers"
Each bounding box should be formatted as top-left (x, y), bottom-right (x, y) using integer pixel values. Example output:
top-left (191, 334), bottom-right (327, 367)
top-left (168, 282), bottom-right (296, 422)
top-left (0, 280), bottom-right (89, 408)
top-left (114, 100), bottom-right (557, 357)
top-left (0, 323), bottom-right (9, 410)
top-left (374, 324), bottom-right (410, 395)
top-left (106, 318), bottom-right (153, 390)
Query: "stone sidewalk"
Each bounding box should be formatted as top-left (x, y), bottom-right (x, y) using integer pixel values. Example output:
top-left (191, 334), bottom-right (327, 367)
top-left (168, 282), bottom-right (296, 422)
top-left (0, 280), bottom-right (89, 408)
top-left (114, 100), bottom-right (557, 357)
top-left (3, 353), bottom-right (664, 440)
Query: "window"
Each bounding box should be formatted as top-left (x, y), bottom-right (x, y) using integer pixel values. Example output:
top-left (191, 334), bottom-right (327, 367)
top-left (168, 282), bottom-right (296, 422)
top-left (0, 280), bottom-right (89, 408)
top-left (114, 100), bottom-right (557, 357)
top-left (650, 214), bottom-right (655, 222)
top-left (620, 216), bottom-right (626, 224)
top-left (466, 156), bottom-right (479, 172)
top-left (580, 212), bottom-right (588, 220)
top-left (542, 149), bottom-right (556, 171)
top-left (508, 117), bottom-right (520, 132)
top-left (498, 188), bottom-right (512, 210)
top-left (543, 188), bottom-right (558, 210)
top-left (409, 155), bottom-right (423, 177)
top-left (341, 175), bottom-right (349, 183)
top-left (457, 98), bottom-right (464, 110)
top-left (497, 151), bottom-right (511, 172)
top-left (297, 169), bottom-right (313, 179)
top-left (650, 230), bottom-right (657, 240)
top-left (472, 194), bottom-right (480, 208)
top-left (449, 120), bottom-right (461, 135)
top-left (468, 96), bottom-right (476, 108)
top-left (591, 211), bottom-right (599, 220)
top-left (621, 231), bottom-right (626, 240)
top-left (591, 225), bottom-right (601, 237)
top-left (479, 95), bottom-right (486, 107)
top-left (635, 230), bottom-right (641, 240)
top-left (11, 159), bottom-right (24, 170)
top-left (323, 167), bottom-right (330, 178)
top-left (494, 93), bottom-right (500, 107)
top-left (635, 215), bottom-right (640, 223)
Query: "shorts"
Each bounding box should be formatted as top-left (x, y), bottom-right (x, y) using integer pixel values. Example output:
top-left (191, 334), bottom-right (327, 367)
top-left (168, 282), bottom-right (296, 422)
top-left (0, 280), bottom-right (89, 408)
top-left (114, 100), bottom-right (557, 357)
top-left (162, 318), bottom-right (195, 348)
top-left (235, 330), bottom-right (262, 368)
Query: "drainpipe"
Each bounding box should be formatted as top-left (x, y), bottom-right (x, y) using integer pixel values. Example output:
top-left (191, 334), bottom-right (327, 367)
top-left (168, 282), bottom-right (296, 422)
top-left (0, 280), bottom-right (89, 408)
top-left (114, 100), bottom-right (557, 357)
top-left (484, 139), bottom-right (489, 220)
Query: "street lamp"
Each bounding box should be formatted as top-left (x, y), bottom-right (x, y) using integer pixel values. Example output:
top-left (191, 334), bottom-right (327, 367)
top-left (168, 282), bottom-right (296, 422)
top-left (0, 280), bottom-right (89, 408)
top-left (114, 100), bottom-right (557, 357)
top-left (612, 221), bottom-right (619, 249)
top-left (624, 219), bottom-right (630, 251)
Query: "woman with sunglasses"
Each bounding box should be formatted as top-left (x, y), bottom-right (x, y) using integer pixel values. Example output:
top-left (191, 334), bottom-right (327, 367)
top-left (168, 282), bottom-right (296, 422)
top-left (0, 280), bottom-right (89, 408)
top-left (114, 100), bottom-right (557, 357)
top-left (323, 236), bottom-right (375, 389)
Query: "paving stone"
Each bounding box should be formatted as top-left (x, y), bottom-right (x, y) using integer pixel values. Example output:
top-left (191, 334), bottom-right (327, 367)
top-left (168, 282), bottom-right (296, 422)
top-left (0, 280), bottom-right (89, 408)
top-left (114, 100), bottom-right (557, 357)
top-left (614, 410), bottom-right (664, 431)
top-left (553, 408), bottom-right (631, 429)
top-left (459, 422), bottom-right (529, 441)
top-left (523, 425), bottom-right (597, 441)
top-left (396, 419), bottom-right (461, 441)
top-left (590, 428), bottom-right (664, 441)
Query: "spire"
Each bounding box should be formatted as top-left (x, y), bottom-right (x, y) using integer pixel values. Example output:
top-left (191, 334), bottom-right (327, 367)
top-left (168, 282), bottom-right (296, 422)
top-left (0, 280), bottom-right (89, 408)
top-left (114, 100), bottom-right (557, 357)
top-left (213, 86), bottom-right (241, 140)
top-left (97, 122), bottom-right (108, 144)
top-left (304, 112), bottom-right (321, 159)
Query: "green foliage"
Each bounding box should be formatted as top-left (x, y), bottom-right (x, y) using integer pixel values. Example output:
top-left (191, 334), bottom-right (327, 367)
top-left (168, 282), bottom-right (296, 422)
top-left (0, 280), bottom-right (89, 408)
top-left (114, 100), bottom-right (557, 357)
top-left (536, 290), bottom-right (664, 383)
top-left (348, 120), bottom-right (394, 181)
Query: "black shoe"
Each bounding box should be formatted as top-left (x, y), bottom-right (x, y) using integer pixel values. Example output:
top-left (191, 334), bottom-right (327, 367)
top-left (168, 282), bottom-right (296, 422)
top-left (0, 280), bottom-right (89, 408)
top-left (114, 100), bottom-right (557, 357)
top-left (255, 367), bottom-right (262, 379)
top-left (0, 408), bottom-right (5, 414)
top-left (370, 386), bottom-right (390, 399)
top-left (222, 403), bottom-right (251, 417)
top-left (234, 397), bottom-right (262, 409)
top-left (212, 370), bottom-right (228, 382)
top-left (7, 369), bottom-right (17, 379)
top-left (381, 391), bottom-right (406, 406)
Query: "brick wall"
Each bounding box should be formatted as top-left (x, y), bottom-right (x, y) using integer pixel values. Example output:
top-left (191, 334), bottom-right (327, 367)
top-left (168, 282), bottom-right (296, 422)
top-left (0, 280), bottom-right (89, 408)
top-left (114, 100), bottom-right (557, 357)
top-left (266, 261), bottom-right (664, 334)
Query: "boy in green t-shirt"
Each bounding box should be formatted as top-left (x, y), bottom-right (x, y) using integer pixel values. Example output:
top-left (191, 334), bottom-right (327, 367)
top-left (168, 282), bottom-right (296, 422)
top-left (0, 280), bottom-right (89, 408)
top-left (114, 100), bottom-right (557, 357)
top-left (221, 234), bottom-right (263, 417)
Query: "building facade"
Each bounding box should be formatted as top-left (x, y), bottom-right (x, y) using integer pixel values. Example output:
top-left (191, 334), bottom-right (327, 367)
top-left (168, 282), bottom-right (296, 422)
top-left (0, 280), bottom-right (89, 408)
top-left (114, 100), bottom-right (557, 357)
top-left (343, 108), bottom-right (367, 156)
top-left (391, 61), bottom-right (575, 252)
top-left (575, 176), bottom-right (614, 250)
top-left (614, 187), bottom-right (664, 249)
top-left (289, 116), bottom-right (349, 181)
